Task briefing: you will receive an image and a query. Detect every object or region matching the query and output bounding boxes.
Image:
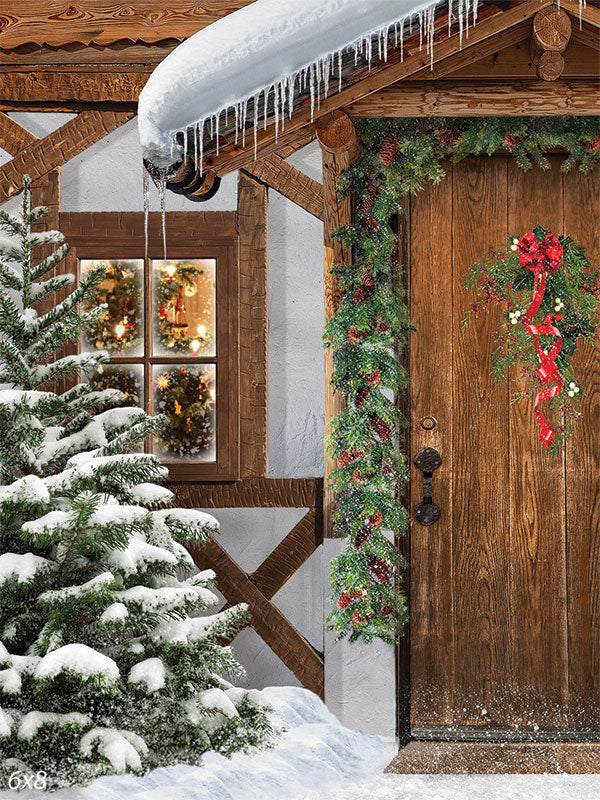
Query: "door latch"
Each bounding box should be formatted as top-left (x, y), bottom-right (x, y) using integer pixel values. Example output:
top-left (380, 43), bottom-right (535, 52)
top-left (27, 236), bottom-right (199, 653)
top-left (414, 447), bottom-right (442, 526)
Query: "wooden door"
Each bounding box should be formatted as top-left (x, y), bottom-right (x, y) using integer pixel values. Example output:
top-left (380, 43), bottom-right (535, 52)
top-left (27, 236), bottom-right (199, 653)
top-left (408, 155), bottom-right (599, 740)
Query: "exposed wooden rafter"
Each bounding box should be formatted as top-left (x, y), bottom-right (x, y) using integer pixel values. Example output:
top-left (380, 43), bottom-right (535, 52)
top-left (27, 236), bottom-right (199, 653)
top-left (344, 79), bottom-right (600, 117)
top-left (530, 6), bottom-right (572, 81)
top-left (0, 110), bottom-right (133, 202)
top-left (169, 477), bottom-right (322, 509)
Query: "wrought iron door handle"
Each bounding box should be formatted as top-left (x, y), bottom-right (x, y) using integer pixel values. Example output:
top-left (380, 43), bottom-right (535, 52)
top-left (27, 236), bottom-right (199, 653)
top-left (414, 447), bottom-right (442, 526)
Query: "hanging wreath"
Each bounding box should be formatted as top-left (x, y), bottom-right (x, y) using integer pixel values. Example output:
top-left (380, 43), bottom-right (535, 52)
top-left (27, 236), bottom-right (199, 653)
top-left (155, 262), bottom-right (213, 354)
top-left (326, 116), bottom-right (600, 645)
top-left (463, 225), bottom-right (600, 450)
top-left (154, 366), bottom-right (216, 457)
top-left (85, 261), bottom-right (143, 353)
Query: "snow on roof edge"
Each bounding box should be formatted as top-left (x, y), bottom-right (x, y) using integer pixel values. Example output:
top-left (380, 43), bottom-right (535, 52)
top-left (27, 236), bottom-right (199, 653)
top-left (138, 0), bottom-right (480, 173)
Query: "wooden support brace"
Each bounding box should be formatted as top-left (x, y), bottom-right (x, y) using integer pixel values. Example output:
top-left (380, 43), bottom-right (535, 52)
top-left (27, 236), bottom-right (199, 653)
top-left (0, 113), bottom-right (38, 155)
top-left (187, 529), bottom-right (324, 697)
top-left (316, 111), bottom-right (360, 539)
top-left (0, 110), bottom-right (134, 202)
top-left (243, 155), bottom-right (324, 220)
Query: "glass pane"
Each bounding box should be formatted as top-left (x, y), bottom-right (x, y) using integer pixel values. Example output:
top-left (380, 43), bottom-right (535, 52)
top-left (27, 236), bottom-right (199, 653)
top-left (153, 364), bottom-right (216, 461)
top-left (81, 259), bottom-right (144, 356)
top-left (152, 259), bottom-right (216, 357)
top-left (87, 364), bottom-right (144, 410)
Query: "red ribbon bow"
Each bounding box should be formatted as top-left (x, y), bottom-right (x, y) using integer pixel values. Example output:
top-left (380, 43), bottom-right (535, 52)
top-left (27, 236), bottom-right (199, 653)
top-left (517, 231), bottom-right (564, 448)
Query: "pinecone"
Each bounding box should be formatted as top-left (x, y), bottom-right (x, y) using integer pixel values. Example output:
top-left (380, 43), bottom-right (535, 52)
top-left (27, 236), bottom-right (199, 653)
top-left (504, 131), bottom-right (525, 148)
top-left (580, 135), bottom-right (600, 152)
top-left (376, 316), bottom-right (390, 333)
top-left (381, 459), bottom-right (394, 476)
top-left (362, 215), bottom-right (380, 233)
top-left (352, 283), bottom-right (374, 304)
top-left (362, 368), bottom-right (381, 386)
top-left (353, 467), bottom-right (375, 484)
top-left (369, 413), bottom-right (391, 441)
top-left (354, 383), bottom-right (372, 409)
top-left (337, 589), bottom-right (361, 609)
top-left (352, 609), bottom-right (366, 626)
top-left (361, 270), bottom-right (374, 286)
top-left (380, 600), bottom-right (394, 617)
top-left (369, 556), bottom-right (390, 583)
top-left (357, 181), bottom-right (378, 213)
top-left (354, 527), bottom-right (371, 550)
top-left (337, 449), bottom-right (362, 469)
top-left (365, 510), bottom-right (383, 528)
top-left (379, 126), bottom-right (401, 165)
top-left (349, 325), bottom-right (369, 342)
top-left (437, 125), bottom-right (462, 147)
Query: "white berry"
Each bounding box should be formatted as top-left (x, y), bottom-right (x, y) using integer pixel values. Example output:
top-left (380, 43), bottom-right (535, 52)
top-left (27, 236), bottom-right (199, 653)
top-left (569, 381), bottom-right (576, 389)
top-left (575, 387), bottom-right (580, 394)
top-left (513, 238), bottom-right (519, 245)
top-left (511, 318), bottom-right (518, 325)
top-left (510, 244), bottom-right (517, 251)
top-left (568, 390), bottom-right (575, 397)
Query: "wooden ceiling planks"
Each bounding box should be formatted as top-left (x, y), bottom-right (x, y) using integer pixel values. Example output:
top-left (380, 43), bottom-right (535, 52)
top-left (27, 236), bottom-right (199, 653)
top-left (0, 1), bottom-right (257, 49)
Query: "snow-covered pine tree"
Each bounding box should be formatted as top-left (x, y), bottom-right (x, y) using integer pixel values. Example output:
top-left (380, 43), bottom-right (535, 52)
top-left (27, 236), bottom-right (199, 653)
top-left (0, 177), bottom-right (274, 790)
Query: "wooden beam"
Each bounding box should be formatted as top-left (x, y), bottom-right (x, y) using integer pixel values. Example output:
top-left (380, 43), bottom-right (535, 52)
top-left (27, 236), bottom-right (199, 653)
top-left (249, 509), bottom-right (323, 599)
top-left (243, 155), bottom-right (324, 220)
top-left (343, 79), bottom-right (600, 117)
top-left (213, 124), bottom-right (317, 177)
top-left (0, 112), bottom-right (37, 155)
top-left (204, 0), bottom-right (553, 177)
top-left (168, 478), bottom-right (322, 509)
top-left (0, 110), bottom-right (133, 202)
top-left (560, 0), bottom-right (600, 28)
top-left (0, 70), bottom-right (148, 104)
top-left (237, 173), bottom-right (268, 477)
top-left (0, 1), bottom-right (258, 48)
top-left (317, 111), bottom-right (360, 539)
top-left (188, 537), bottom-right (324, 696)
top-left (571, 21), bottom-right (600, 52)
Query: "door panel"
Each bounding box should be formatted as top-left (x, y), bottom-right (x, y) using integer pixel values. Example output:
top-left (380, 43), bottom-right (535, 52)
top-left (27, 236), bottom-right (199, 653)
top-left (408, 156), bottom-right (600, 736)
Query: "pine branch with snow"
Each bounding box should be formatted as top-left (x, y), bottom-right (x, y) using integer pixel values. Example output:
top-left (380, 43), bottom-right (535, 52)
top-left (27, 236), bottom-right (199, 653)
top-left (0, 177), bottom-right (275, 790)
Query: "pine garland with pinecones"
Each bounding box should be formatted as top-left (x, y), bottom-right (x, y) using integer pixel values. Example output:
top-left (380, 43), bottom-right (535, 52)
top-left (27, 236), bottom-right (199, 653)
top-left (325, 115), bottom-right (600, 646)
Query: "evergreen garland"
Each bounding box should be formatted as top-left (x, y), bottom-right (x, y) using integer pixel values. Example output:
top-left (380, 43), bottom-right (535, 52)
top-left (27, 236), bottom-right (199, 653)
top-left (326, 116), bottom-right (600, 645)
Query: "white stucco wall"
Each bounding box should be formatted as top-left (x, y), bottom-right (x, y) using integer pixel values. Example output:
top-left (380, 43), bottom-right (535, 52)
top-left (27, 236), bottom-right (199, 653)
top-left (0, 113), bottom-right (396, 736)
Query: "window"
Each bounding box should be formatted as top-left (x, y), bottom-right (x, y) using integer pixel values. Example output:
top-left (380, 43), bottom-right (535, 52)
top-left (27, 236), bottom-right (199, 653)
top-left (61, 212), bottom-right (239, 481)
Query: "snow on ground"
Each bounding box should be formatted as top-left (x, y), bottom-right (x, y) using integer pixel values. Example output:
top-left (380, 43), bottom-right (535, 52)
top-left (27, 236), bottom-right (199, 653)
top-left (3, 687), bottom-right (599, 800)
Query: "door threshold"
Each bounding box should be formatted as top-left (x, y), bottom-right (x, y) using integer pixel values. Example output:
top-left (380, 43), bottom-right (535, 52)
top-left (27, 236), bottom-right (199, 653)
top-left (386, 741), bottom-right (600, 774)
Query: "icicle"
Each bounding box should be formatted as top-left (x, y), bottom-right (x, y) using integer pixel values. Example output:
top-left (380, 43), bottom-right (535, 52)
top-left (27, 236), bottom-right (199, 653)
top-left (215, 112), bottom-right (220, 156)
top-left (143, 167), bottom-right (150, 261)
top-left (158, 177), bottom-right (167, 260)
top-left (448, 0), bottom-right (453, 38)
top-left (458, 0), bottom-right (464, 48)
top-left (199, 123), bottom-right (204, 176)
top-left (419, 11), bottom-right (423, 51)
top-left (253, 93), bottom-right (259, 159)
top-left (338, 50), bottom-right (343, 93)
top-left (263, 86), bottom-right (270, 130)
top-left (183, 131), bottom-right (188, 166)
top-left (309, 65), bottom-right (315, 120)
top-left (242, 98), bottom-right (248, 148)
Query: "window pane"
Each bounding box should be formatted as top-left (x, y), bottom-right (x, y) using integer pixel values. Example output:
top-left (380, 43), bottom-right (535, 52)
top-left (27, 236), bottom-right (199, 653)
top-left (88, 364), bottom-right (144, 410)
top-left (80, 259), bottom-right (144, 356)
top-left (153, 364), bottom-right (216, 461)
top-left (152, 259), bottom-right (216, 357)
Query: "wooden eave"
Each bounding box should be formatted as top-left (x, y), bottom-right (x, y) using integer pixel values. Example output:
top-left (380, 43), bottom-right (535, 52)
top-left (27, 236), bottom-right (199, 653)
top-left (0, 1), bottom-right (257, 49)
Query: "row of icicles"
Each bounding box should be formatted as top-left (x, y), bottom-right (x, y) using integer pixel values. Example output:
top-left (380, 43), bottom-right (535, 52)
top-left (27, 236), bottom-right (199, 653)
top-left (143, 0), bottom-right (588, 257)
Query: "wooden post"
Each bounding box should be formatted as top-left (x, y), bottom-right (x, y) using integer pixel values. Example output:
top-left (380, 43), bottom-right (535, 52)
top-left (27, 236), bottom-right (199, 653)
top-left (316, 111), bottom-right (360, 538)
top-left (530, 6), bottom-right (572, 81)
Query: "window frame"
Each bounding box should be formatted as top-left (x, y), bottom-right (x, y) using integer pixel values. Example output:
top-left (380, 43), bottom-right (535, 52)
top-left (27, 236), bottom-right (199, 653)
top-left (60, 211), bottom-right (239, 482)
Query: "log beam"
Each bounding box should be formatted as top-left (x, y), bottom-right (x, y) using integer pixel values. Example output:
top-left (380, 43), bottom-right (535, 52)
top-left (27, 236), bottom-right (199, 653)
top-left (343, 80), bottom-right (600, 117)
top-left (316, 111), bottom-right (360, 538)
top-left (168, 478), bottom-right (322, 509)
top-left (0, 110), bottom-right (134, 202)
top-left (530, 6), bottom-right (572, 81)
top-left (243, 155), bottom-right (324, 220)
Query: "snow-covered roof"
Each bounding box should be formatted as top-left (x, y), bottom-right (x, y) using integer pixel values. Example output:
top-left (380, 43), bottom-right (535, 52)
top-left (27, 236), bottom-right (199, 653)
top-left (138, 0), bottom-right (480, 172)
